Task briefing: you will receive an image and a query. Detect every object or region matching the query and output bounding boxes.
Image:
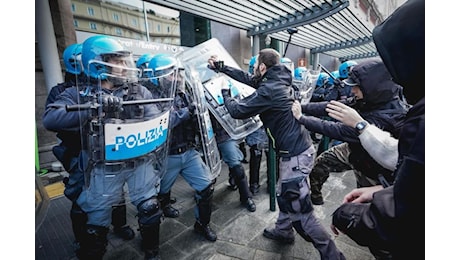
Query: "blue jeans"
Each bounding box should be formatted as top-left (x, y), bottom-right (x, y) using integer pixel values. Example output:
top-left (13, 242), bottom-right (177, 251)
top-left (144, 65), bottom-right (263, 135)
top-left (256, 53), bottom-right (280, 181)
top-left (160, 149), bottom-right (212, 194)
top-left (76, 158), bottom-right (161, 227)
top-left (217, 139), bottom-right (243, 168)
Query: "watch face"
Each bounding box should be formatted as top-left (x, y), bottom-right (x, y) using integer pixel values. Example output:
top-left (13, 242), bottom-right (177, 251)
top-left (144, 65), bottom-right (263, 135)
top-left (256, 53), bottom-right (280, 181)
top-left (356, 122), bottom-right (367, 130)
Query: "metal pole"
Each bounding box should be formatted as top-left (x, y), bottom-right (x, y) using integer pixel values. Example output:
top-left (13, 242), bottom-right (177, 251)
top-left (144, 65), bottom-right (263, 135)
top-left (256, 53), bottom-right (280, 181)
top-left (143, 1), bottom-right (150, 42)
top-left (36, 0), bottom-right (63, 92)
top-left (268, 143), bottom-right (277, 211)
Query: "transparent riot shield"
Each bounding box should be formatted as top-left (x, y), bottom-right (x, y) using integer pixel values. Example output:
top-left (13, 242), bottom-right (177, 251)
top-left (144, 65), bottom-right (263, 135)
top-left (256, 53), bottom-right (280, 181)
top-left (177, 38), bottom-right (263, 141)
top-left (71, 54), bottom-right (176, 208)
top-left (293, 69), bottom-right (320, 105)
top-left (182, 64), bottom-right (222, 179)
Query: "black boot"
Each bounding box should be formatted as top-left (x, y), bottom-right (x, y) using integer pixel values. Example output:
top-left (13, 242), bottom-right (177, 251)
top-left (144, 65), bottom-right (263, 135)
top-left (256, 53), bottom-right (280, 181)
top-left (139, 221), bottom-right (161, 260)
top-left (112, 203), bottom-right (135, 240)
top-left (230, 164), bottom-right (256, 212)
top-left (195, 184), bottom-right (217, 241)
top-left (249, 146), bottom-right (262, 194)
top-left (77, 225), bottom-right (109, 260)
top-left (158, 192), bottom-right (179, 218)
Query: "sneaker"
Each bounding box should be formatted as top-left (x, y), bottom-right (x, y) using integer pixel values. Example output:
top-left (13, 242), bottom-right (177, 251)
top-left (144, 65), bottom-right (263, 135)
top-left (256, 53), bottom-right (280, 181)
top-left (194, 221), bottom-right (217, 242)
top-left (113, 225), bottom-right (135, 240)
top-left (263, 227), bottom-right (295, 244)
top-left (163, 204), bottom-right (180, 218)
top-left (242, 198), bottom-right (256, 212)
top-left (311, 194), bottom-right (324, 205)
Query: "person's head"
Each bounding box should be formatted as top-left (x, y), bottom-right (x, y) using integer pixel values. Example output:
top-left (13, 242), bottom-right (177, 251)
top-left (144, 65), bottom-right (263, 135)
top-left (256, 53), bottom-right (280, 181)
top-left (294, 66), bottom-right (307, 81)
top-left (280, 57), bottom-right (294, 75)
top-left (338, 60), bottom-right (357, 79)
top-left (248, 55), bottom-right (257, 75)
top-left (81, 35), bottom-right (137, 87)
top-left (136, 53), bottom-right (155, 78)
top-left (63, 43), bottom-right (83, 75)
top-left (316, 72), bottom-right (329, 87)
top-left (344, 58), bottom-right (400, 108)
top-left (372, 0), bottom-right (424, 104)
top-left (147, 53), bottom-right (180, 93)
top-left (253, 48), bottom-right (280, 78)
top-left (328, 70), bottom-right (340, 86)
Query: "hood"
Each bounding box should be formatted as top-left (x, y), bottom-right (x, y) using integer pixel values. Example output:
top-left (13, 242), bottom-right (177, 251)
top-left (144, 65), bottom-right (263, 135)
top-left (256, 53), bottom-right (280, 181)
top-left (372, 0), bottom-right (425, 104)
top-left (348, 58), bottom-right (400, 109)
top-left (261, 64), bottom-right (293, 86)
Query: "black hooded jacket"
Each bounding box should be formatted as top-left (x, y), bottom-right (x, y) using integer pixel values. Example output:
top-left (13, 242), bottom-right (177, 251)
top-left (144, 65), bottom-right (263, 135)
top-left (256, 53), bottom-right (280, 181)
top-left (331, 1), bottom-right (425, 259)
top-left (298, 58), bottom-right (408, 182)
top-left (220, 64), bottom-right (312, 157)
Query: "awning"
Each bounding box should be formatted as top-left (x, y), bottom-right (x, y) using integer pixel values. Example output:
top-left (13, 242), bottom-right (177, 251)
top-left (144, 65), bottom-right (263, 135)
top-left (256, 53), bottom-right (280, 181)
top-left (145, 0), bottom-right (384, 61)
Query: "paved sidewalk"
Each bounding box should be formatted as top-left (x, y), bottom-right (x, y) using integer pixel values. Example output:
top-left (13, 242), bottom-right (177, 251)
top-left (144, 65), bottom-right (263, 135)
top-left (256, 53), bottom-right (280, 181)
top-left (36, 159), bottom-right (375, 260)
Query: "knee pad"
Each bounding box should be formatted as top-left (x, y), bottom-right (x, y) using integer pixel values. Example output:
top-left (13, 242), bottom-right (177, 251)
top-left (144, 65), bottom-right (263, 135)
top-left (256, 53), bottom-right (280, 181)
top-left (250, 146), bottom-right (263, 157)
top-left (277, 180), bottom-right (313, 214)
top-left (229, 164), bottom-right (246, 181)
top-left (137, 197), bottom-right (162, 226)
top-left (196, 183), bottom-right (214, 203)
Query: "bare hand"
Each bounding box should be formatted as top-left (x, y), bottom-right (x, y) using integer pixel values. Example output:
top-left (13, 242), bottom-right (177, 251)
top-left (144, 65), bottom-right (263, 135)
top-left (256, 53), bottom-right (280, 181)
top-left (292, 100), bottom-right (302, 120)
top-left (325, 100), bottom-right (364, 127)
top-left (342, 185), bottom-right (384, 204)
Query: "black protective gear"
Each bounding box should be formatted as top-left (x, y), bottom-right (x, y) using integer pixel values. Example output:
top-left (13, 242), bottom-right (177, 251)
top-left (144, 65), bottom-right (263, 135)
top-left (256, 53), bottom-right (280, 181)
top-left (195, 183), bottom-right (214, 225)
top-left (158, 192), bottom-right (179, 218)
top-left (229, 164), bottom-right (252, 203)
top-left (102, 94), bottom-right (123, 113)
top-left (111, 200), bottom-right (135, 240)
top-left (70, 203), bottom-right (87, 245)
top-left (249, 145), bottom-right (263, 193)
top-left (137, 197), bottom-right (162, 258)
top-left (276, 179), bottom-right (313, 214)
top-left (77, 225), bottom-right (109, 260)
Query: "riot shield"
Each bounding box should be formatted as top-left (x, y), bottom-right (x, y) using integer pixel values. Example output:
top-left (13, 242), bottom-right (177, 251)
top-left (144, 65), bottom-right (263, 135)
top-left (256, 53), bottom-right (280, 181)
top-left (177, 38), bottom-right (263, 141)
top-left (182, 64), bottom-right (222, 179)
top-left (293, 69), bottom-right (320, 105)
top-left (71, 53), bottom-right (176, 206)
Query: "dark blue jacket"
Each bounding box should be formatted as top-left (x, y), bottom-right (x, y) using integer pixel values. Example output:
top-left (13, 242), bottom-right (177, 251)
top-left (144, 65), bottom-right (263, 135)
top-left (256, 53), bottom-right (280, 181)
top-left (298, 58), bottom-right (409, 182)
top-left (220, 64), bottom-right (312, 158)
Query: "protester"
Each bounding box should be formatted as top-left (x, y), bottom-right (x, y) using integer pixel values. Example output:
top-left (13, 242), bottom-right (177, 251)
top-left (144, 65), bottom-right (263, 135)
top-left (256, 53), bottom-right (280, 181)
top-left (208, 49), bottom-right (345, 259)
top-left (330, 0), bottom-right (425, 259)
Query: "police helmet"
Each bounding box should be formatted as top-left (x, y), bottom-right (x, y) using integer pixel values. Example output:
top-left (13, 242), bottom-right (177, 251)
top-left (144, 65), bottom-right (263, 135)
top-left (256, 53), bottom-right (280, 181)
top-left (63, 43), bottom-right (83, 75)
top-left (81, 35), bottom-right (136, 81)
top-left (316, 72), bottom-right (329, 87)
top-left (136, 53), bottom-right (155, 70)
top-left (294, 67), bottom-right (307, 80)
top-left (147, 53), bottom-right (178, 86)
top-left (248, 56), bottom-right (257, 74)
top-left (328, 70), bottom-right (340, 85)
top-left (338, 60), bottom-right (357, 79)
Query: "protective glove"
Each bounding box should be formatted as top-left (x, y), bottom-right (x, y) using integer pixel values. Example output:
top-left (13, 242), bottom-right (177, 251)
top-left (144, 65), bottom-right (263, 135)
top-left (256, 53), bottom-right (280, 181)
top-left (188, 101), bottom-right (197, 116)
top-left (207, 60), bottom-right (225, 73)
top-left (102, 94), bottom-right (123, 113)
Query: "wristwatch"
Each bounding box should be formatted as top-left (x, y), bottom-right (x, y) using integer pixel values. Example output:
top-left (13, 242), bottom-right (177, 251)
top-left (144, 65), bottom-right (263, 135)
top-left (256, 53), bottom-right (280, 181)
top-left (355, 121), bottom-right (368, 131)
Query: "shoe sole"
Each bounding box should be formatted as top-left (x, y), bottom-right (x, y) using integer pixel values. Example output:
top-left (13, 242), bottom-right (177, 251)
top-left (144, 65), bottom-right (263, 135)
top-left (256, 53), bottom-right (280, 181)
top-left (263, 230), bottom-right (295, 244)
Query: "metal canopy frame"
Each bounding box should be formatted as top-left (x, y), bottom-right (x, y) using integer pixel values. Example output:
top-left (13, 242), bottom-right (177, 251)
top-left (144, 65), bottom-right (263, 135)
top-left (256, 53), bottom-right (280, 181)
top-left (145, 0), bottom-right (380, 60)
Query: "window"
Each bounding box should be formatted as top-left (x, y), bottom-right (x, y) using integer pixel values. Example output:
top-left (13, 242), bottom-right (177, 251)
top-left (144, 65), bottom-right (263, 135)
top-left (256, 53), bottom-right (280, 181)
top-left (167, 26), bottom-right (170, 33)
top-left (88, 7), bottom-right (95, 16)
top-left (113, 13), bottom-right (119, 22)
top-left (71, 3), bottom-right (76, 12)
top-left (131, 18), bottom-right (137, 27)
top-left (90, 22), bottom-right (97, 30)
top-left (157, 24), bottom-right (161, 32)
top-left (74, 19), bottom-right (79, 28)
top-left (115, 28), bottom-right (122, 36)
